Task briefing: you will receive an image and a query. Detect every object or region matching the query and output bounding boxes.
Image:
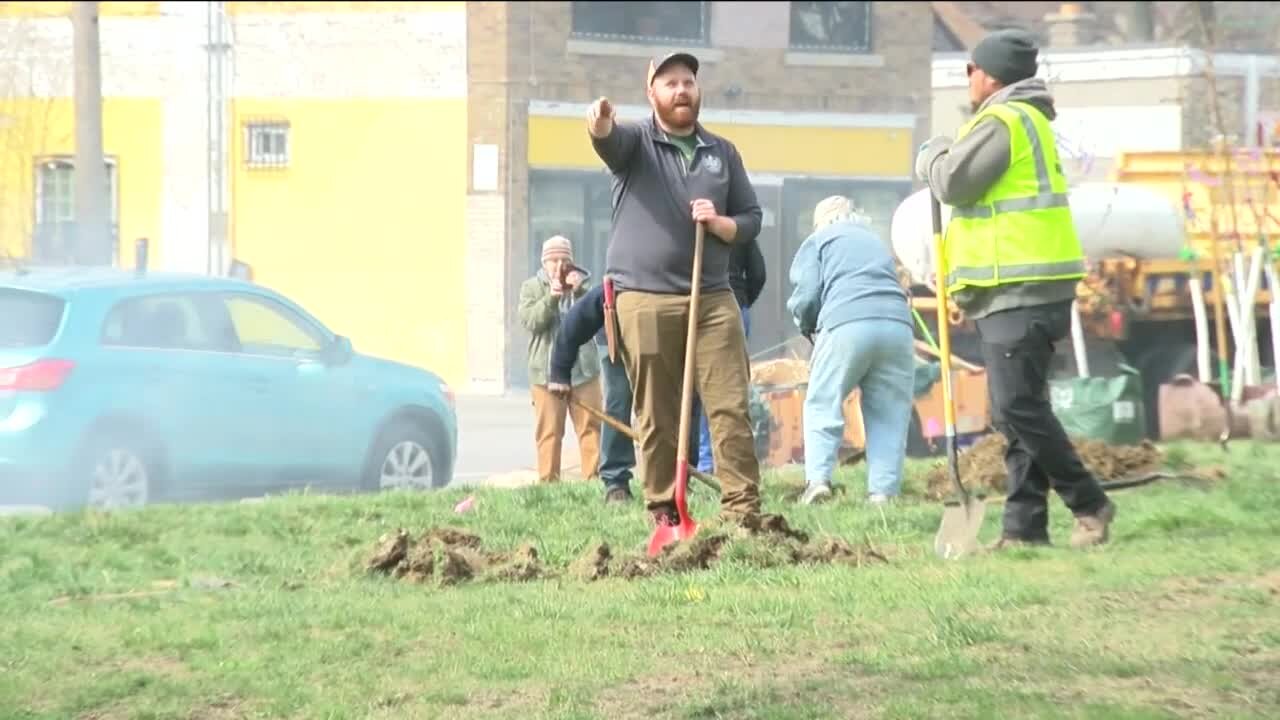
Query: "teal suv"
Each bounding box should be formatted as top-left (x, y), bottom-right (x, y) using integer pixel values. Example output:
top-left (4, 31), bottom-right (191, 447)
top-left (1, 267), bottom-right (457, 513)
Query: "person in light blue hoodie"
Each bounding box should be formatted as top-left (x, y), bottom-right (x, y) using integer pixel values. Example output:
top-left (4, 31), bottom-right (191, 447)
top-left (786, 195), bottom-right (915, 506)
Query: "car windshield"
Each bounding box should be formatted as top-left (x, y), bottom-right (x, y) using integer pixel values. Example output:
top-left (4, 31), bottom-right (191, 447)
top-left (0, 289), bottom-right (66, 348)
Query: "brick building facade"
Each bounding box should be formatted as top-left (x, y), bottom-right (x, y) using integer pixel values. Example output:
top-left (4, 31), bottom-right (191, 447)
top-left (466, 1), bottom-right (933, 390)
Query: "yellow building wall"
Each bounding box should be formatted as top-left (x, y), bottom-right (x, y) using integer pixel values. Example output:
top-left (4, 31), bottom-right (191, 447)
top-left (230, 99), bottom-right (468, 385)
top-left (0, 2), bottom-right (160, 16)
top-left (528, 115), bottom-right (913, 176)
top-left (0, 97), bottom-right (162, 267)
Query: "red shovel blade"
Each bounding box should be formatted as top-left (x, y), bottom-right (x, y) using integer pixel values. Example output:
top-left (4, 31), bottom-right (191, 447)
top-left (646, 462), bottom-right (699, 557)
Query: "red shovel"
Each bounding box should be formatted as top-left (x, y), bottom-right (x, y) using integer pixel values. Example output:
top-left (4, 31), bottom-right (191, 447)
top-left (647, 221), bottom-right (706, 557)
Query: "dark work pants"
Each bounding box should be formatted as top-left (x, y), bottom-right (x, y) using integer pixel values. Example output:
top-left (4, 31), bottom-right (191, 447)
top-left (598, 348), bottom-right (635, 491)
top-left (598, 344), bottom-right (700, 493)
top-left (974, 301), bottom-right (1110, 541)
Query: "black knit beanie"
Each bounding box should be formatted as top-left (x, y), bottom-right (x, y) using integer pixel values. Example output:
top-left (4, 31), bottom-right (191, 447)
top-left (972, 29), bottom-right (1039, 85)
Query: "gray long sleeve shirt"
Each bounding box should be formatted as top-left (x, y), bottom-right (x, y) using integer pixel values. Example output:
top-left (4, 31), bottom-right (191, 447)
top-left (591, 115), bottom-right (763, 296)
top-left (921, 78), bottom-right (1080, 319)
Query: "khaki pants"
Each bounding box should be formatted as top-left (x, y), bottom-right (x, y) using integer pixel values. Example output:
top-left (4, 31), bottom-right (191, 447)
top-left (616, 288), bottom-right (761, 517)
top-left (530, 379), bottom-right (603, 483)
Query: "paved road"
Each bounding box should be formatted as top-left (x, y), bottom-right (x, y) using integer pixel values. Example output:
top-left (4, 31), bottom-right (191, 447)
top-left (452, 392), bottom-right (583, 484)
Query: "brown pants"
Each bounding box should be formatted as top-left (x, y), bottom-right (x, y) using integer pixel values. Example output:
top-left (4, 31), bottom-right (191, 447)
top-left (616, 288), bottom-right (761, 517)
top-left (530, 379), bottom-right (602, 483)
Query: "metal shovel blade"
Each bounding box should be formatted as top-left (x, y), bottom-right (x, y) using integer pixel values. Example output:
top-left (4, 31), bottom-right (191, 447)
top-left (647, 518), bottom-right (698, 558)
top-left (933, 496), bottom-right (987, 560)
top-left (647, 464), bottom-right (699, 558)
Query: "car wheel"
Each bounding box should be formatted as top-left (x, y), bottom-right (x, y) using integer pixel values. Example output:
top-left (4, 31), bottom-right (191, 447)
top-left (78, 435), bottom-right (153, 510)
top-left (364, 421), bottom-right (440, 492)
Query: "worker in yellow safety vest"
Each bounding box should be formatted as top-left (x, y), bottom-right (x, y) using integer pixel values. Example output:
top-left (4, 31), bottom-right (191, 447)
top-left (914, 29), bottom-right (1116, 551)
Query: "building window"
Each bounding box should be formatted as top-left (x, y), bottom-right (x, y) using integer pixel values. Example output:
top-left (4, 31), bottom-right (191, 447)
top-left (528, 170), bottom-right (613, 279)
top-left (790, 1), bottom-right (872, 52)
top-left (780, 178), bottom-right (909, 273)
top-left (570, 1), bottom-right (708, 44)
top-left (32, 157), bottom-right (119, 264)
top-left (512, 170), bottom-right (613, 388)
top-left (244, 121), bottom-right (290, 168)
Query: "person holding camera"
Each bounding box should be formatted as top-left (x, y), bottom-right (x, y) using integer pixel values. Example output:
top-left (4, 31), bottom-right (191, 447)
top-left (518, 235), bottom-right (603, 484)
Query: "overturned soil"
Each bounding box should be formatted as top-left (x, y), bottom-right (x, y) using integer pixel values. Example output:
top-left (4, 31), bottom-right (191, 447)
top-left (366, 515), bottom-right (888, 589)
top-left (923, 433), bottom-right (1163, 501)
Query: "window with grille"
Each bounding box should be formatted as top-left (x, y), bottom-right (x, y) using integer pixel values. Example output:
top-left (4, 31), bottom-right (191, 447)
top-left (245, 122), bottom-right (290, 168)
top-left (790, 1), bottom-right (872, 52)
top-left (570, 1), bottom-right (708, 44)
top-left (32, 157), bottom-right (119, 263)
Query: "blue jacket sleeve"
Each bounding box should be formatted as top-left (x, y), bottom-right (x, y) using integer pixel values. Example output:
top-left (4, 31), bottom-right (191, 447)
top-left (549, 284), bottom-right (607, 385)
top-left (785, 236), bottom-right (822, 336)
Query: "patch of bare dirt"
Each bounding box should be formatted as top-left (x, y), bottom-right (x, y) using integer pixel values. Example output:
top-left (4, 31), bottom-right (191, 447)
top-left (1051, 675), bottom-right (1230, 720)
top-left (186, 695), bottom-right (250, 720)
top-left (367, 515), bottom-right (888, 589)
top-left (923, 434), bottom-right (1164, 501)
top-left (592, 650), bottom-right (882, 720)
top-left (1252, 570), bottom-right (1280, 597)
top-left (117, 655), bottom-right (190, 679)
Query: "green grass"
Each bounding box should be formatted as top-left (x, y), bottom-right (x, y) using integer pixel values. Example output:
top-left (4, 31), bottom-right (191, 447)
top-left (3, 441), bottom-right (1279, 719)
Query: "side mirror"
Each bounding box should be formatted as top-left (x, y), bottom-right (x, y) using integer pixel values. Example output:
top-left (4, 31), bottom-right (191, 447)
top-left (324, 335), bottom-right (354, 366)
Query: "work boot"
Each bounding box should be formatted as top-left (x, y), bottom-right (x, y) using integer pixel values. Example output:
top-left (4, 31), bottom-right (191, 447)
top-left (604, 486), bottom-right (633, 504)
top-left (799, 483), bottom-right (833, 506)
top-left (1071, 500), bottom-right (1117, 549)
top-left (649, 503), bottom-right (678, 527)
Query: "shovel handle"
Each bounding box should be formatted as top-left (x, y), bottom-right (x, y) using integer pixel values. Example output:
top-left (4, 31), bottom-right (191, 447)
top-left (930, 194), bottom-right (967, 503)
top-left (569, 397), bottom-right (722, 495)
top-left (672, 222), bottom-right (706, 525)
top-left (914, 339), bottom-right (981, 373)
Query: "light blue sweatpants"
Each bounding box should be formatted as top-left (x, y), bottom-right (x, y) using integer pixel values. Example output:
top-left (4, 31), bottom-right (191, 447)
top-left (803, 319), bottom-right (915, 496)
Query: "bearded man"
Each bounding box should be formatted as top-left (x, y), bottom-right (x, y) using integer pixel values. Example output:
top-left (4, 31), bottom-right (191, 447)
top-left (572, 52), bottom-right (766, 527)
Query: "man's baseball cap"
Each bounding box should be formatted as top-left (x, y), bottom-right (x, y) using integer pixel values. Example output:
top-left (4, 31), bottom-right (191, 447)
top-left (647, 52), bottom-right (700, 86)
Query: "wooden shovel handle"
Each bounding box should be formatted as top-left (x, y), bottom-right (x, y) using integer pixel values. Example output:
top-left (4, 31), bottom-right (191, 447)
top-left (914, 339), bottom-right (982, 373)
top-left (569, 397), bottom-right (722, 494)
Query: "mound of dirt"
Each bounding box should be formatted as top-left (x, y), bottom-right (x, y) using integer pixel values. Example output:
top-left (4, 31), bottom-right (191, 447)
top-left (923, 433), bottom-right (1163, 501)
top-left (367, 515), bottom-right (888, 589)
top-left (366, 527), bottom-right (547, 587)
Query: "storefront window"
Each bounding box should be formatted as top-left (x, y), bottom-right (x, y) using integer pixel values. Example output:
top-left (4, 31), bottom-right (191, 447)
top-left (781, 178), bottom-right (909, 261)
top-left (527, 170), bottom-right (612, 280)
top-left (750, 177), bottom-right (910, 355)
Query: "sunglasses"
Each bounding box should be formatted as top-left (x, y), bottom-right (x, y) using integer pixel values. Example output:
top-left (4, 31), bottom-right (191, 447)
top-left (966, 62), bottom-right (976, 77)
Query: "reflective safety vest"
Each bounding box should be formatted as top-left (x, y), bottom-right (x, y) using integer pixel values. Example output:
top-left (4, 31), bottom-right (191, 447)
top-left (943, 100), bottom-right (1086, 294)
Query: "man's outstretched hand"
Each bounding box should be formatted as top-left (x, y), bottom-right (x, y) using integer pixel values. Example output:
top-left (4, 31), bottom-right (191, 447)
top-left (588, 97), bottom-right (614, 138)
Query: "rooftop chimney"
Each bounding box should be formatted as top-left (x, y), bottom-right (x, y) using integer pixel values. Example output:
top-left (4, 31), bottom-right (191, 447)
top-left (1044, 2), bottom-right (1100, 48)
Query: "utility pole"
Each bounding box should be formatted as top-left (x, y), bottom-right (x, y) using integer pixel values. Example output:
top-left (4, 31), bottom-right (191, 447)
top-left (72, 1), bottom-right (111, 266)
top-left (206, 0), bottom-right (231, 276)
